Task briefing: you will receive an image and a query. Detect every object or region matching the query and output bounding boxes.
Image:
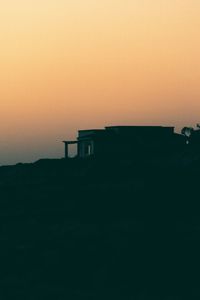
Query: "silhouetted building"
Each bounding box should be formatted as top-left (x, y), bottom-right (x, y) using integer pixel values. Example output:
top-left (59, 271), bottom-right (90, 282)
top-left (189, 129), bottom-right (200, 147)
top-left (63, 126), bottom-right (186, 159)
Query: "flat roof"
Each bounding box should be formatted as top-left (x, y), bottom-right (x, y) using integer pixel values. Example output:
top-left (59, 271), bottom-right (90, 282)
top-left (63, 141), bottom-right (77, 144)
top-left (78, 126), bottom-right (175, 132)
top-left (105, 126), bottom-right (174, 129)
top-left (78, 129), bottom-right (104, 132)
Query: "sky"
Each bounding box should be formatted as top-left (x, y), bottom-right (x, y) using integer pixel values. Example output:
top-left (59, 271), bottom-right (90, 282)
top-left (0, 0), bottom-right (200, 164)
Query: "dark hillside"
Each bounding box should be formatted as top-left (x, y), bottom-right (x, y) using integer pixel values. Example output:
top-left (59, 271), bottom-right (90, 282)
top-left (0, 154), bottom-right (199, 299)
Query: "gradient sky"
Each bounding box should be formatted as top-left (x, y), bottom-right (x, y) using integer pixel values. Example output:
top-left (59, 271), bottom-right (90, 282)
top-left (0, 0), bottom-right (200, 164)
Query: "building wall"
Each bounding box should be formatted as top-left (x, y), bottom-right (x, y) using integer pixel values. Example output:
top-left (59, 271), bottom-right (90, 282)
top-left (78, 140), bottom-right (95, 158)
top-left (76, 126), bottom-right (178, 159)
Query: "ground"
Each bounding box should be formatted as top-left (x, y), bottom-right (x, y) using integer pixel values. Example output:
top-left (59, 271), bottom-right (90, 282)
top-left (0, 155), bottom-right (199, 299)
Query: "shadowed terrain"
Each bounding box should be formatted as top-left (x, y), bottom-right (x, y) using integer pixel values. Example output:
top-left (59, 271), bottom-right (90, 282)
top-left (0, 150), bottom-right (200, 299)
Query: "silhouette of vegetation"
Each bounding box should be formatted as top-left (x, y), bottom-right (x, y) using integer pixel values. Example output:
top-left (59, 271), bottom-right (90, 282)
top-left (181, 126), bottom-right (194, 137)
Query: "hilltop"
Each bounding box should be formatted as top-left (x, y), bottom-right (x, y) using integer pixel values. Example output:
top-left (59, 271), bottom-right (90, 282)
top-left (0, 153), bottom-right (200, 299)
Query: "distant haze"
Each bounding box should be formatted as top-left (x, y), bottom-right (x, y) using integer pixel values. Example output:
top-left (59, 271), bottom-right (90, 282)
top-left (0, 0), bottom-right (200, 164)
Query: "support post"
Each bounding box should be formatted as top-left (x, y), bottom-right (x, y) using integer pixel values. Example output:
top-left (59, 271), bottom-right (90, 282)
top-left (63, 140), bottom-right (78, 159)
top-left (64, 142), bottom-right (68, 159)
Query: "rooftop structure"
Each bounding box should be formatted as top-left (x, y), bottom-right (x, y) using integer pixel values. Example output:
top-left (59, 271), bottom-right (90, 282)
top-left (63, 125), bottom-right (185, 159)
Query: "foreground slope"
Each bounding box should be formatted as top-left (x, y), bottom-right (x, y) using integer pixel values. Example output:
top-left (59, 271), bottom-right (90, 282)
top-left (0, 154), bottom-right (199, 299)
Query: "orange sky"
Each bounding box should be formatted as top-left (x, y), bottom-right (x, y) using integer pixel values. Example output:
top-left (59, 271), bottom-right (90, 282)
top-left (0, 0), bottom-right (200, 164)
